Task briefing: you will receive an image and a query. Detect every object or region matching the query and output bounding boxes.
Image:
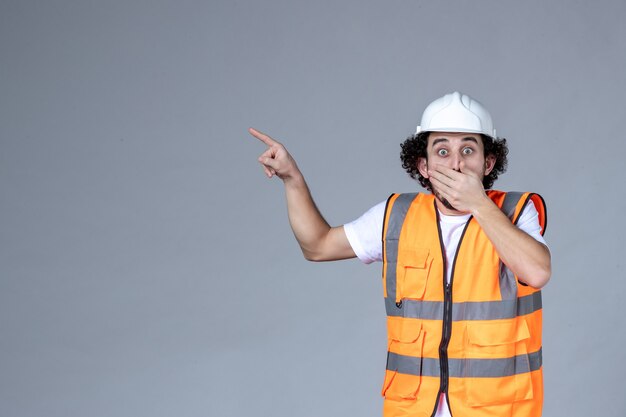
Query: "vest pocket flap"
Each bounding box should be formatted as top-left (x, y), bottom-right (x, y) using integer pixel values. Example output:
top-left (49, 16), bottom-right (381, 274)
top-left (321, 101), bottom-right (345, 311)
top-left (398, 248), bottom-right (432, 300)
top-left (468, 320), bottom-right (530, 346)
top-left (387, 317), bottom-right (423, 343)
top-left (399, 247), bottom-right (430, 269)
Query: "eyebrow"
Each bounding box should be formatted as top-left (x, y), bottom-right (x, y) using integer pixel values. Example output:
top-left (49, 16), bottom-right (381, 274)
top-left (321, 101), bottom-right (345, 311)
top-left (432, 137), bottom-right (479, 146)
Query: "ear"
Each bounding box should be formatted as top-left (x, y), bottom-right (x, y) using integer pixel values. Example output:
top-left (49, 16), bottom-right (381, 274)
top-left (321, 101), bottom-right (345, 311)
top-left (484, 154), bottom-right (496, 175)
top-left (417, 157), bottom-right (429, 178)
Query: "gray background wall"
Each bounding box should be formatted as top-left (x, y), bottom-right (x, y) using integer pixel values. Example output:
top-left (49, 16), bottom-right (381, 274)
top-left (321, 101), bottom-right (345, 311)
top-left (1, 1), bottom-right (624, 416)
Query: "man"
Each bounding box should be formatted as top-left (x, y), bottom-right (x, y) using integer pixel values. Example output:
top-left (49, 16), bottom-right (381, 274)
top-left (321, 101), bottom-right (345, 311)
top-left (250, 91), bottom-right (551, 417)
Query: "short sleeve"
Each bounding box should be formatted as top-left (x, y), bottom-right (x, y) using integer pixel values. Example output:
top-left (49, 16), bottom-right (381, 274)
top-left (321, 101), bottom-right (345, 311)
top-left (344, 196), bottom-right (548, 265)
top-left (343, 200), bottom-right (386, 264)
top-left (516, 200), bottom-right (548, 247)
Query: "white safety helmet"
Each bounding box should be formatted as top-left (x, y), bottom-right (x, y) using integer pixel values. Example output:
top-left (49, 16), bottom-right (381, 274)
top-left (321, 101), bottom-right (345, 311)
top-left (416, 91), bottom-right (496, 138)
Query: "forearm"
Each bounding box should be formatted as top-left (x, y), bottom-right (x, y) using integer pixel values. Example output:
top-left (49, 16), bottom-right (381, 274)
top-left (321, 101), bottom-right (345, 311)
top-left (283, 172), bottom-right (332, 260)
top-left (250, 127), bottom-right (354, 261)
top-left (472, 197), bottom-right (551, 288)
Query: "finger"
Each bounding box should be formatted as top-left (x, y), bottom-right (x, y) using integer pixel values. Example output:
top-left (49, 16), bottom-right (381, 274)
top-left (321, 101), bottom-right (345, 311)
top-left (428, 169), bottom-right (454, 188)
top-left (261, 164), bottom-right (273, 178)
top-left (432, 181), bottom-right (452, 201)
top-left (259, 148), bottom-right (275, 160)
top-left (433, 164), bottom-right (462, 179)
top-left (260, 162), bottom-right (278, 178)
top-left (429, 165), bottom-right (451, 181)
top-left (258, 155), bottom-right (280, 170)
top-left (429, 175), bottom-right (452, 191)
top-left (249, 127), bottom-right (278, 147)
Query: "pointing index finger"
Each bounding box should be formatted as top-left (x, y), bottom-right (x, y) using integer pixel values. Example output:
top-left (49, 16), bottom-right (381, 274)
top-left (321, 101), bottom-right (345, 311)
top-left (249, 127), bottom-right (278, 147)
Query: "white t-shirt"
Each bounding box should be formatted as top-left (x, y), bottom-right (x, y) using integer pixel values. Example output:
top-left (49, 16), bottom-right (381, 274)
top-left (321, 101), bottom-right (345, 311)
top-left (343, 197), bottom-right (548, 417)
top-left (344, 199), bottom-right (546, 270)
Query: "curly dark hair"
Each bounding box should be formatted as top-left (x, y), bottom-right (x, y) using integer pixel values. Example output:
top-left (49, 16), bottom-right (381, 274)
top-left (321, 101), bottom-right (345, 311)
top-left (400, 131), bottom-right (509, 191)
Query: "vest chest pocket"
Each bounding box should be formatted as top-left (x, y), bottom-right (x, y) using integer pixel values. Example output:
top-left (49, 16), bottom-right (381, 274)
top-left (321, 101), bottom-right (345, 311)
top-left (382, 317), bottom-right (424, 401)
top-left (464, 320), bottom-right (534, 407)
top-left (398, 248), bottom-right (432, 301)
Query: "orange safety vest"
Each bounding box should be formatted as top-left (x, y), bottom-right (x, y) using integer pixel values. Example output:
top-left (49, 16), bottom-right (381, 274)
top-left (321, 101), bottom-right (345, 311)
top-left (381, 190), bottom-right (547, 417)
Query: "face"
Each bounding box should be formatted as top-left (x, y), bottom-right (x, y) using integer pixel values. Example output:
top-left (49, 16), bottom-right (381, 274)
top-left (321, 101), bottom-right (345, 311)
top-left (417, 132), bottom-right (496, 210)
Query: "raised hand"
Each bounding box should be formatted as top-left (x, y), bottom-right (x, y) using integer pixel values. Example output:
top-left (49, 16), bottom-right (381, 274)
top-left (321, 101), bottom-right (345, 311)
top-left (249, 127), bottom-right (301, 182)
top-left (248, 127), bottom-right (354, 261)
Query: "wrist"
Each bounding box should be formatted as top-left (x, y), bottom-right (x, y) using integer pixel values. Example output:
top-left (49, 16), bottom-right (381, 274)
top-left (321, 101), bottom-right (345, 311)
top-left (471, 193), bottom-right (496, 218)
top-left (283, 169), bottom-right (305, 187)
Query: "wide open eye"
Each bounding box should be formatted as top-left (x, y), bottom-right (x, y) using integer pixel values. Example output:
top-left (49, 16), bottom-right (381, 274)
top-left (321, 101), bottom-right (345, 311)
top-left (462, 147), bottom-right (473, 155)
top-left (437, 148), bottom-right (448, 157)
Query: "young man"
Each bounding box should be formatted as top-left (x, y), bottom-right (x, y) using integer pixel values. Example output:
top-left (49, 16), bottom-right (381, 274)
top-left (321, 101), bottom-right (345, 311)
top-left (250, 92), bottom-right (551, 417)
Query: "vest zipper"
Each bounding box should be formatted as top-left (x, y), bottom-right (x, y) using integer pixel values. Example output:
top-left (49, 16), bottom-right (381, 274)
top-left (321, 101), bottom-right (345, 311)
top-left (439, 283), bottom-right (452, 392)
top-left (434, 206), bottom-right (450, 415)
top-left (434, 204), bottom-right (473, 417)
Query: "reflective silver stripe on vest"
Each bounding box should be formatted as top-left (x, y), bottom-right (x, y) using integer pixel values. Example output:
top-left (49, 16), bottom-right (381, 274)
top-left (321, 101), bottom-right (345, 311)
top-left (499, 191), bottom-right (524, 300)
top-left (499, 262), bottom-right (518, 301)
top-left (501, 191), bottom-right (524, 220)
top-left (386, 350), bottom-right (434, 376)
top-left (387, 348), bottom-right (542, 378)
top-left (384, 291), bottom-right (542, 320)
top-left (384, 193), bottom-right (419, 308)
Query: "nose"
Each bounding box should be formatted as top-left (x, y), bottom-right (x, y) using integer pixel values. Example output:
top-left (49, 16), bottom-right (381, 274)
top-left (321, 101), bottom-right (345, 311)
top-left (451, 154), bottom-right (461, 171)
